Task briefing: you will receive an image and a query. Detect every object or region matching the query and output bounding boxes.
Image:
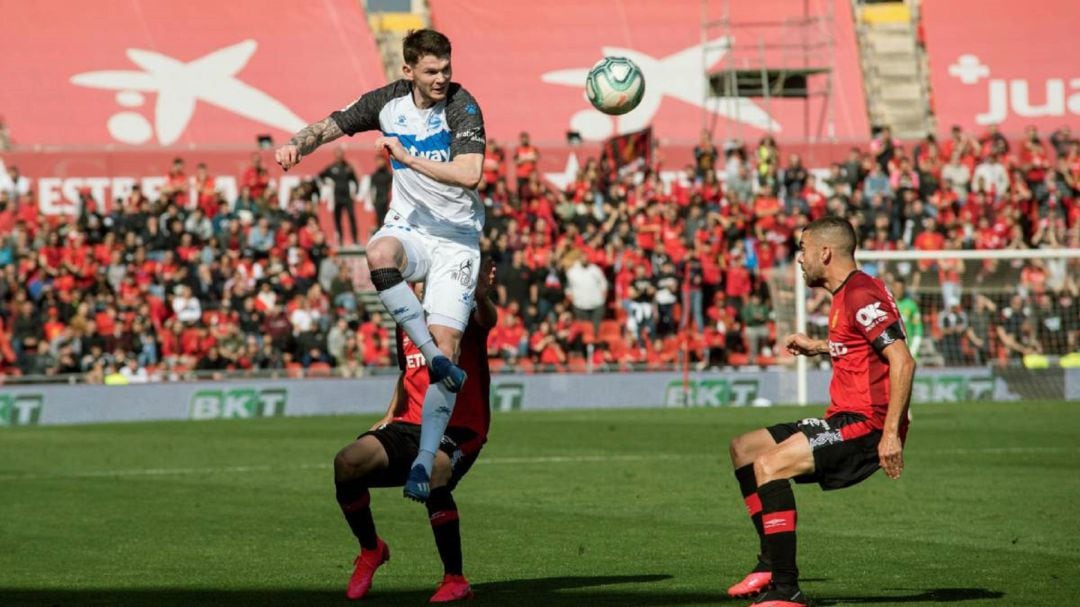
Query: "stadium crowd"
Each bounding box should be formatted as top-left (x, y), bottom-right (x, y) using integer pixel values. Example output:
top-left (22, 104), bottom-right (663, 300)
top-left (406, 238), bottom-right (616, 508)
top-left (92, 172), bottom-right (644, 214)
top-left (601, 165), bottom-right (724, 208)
top-left (0, 124), bottom-right (1078, 382)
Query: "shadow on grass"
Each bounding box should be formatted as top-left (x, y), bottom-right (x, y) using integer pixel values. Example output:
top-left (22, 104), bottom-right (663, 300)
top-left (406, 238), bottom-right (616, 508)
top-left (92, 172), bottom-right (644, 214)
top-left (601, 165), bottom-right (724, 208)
top-left (816, 587), bottom-right (1005, 605)
top-left (0, 574), bottom-right (743, 607)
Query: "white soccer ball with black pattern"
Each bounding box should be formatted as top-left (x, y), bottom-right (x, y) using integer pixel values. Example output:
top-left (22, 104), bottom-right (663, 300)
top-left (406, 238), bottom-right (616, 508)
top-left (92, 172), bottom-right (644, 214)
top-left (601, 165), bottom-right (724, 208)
top-left (585, 57), bottom-right (645, 116)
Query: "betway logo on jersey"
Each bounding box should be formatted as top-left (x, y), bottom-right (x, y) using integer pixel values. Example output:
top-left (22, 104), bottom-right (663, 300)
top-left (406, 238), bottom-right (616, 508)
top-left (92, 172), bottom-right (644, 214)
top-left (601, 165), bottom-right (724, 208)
top-left (855, 302), bottom-right (888, 330)
top-left (828, 341), bottom-right (849, 358)
top-left (948, 54), bottom-right (1080, 125)
top-left (406, 353), bottom-right (426, 370)
top-left (408, 147), bottom-right (450, 162)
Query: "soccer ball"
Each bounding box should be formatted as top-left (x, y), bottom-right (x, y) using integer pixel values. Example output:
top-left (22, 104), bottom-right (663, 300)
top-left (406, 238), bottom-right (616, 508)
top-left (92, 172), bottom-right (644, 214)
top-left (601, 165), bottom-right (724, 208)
top-left (585, 57), bottom-right (645, 116)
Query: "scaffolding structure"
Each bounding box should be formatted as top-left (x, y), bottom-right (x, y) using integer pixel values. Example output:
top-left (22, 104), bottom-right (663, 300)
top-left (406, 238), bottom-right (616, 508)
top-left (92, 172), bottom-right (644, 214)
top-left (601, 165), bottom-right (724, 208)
top-left (701, 0), bottom-right (837, 145)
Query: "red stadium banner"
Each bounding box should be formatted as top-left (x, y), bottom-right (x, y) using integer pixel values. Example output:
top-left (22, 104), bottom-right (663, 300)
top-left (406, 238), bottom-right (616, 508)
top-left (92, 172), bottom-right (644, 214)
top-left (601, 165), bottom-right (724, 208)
top-left (429, 0), bottom-right (869, 145)
top-left (922, 0), bottom-right (1079, 136)
top-left (0, 0), bottom-right (385, 147)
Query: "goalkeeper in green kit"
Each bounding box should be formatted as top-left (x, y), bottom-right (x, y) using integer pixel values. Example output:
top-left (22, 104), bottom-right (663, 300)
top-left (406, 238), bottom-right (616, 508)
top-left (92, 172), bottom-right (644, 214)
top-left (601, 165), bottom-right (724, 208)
top-left (892, 279), bottom-right (923, 361)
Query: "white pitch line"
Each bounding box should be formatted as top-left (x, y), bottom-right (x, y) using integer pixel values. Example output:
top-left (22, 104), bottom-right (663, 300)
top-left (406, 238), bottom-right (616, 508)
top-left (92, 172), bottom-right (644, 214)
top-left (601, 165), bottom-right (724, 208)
top-left (476, 453), bottom-right (688, 465)
top-left (0, 463), bottom-right (326, 481)
top-left (0, 447), bottom-right (1075, 482)
top-left (928, 446), bottom-right (1080, 455)
top-left (0, 453), bottom-right (686, 482)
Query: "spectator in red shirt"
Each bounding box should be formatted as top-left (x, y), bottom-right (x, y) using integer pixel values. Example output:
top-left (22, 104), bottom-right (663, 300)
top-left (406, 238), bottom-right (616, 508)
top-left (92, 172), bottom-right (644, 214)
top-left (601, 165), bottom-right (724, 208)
top-left (194, 162), bottom-right (218, 216)
top-left (161, 157), bottom-right (189, 207)
top-left (724, 246), bottom-right (753, 304)
top-left (1020, 126), bottom-right (1050, 187)
top-left (634, 204), bottom-right (663, 252)
top-left (753, 189), bottom-right (783, 231)
top-left (913, 217), bottom-right (945, 251)
top-left (242, 152), bottom-right (271, 202)
top-left (482, 140), bottom-right (506, 194)
top-left (0, 192), bottom-right (15, 236)
top-left (513, 131), bottom-right (540, 193)
top-left (489, 307), bottom-right (525, 363)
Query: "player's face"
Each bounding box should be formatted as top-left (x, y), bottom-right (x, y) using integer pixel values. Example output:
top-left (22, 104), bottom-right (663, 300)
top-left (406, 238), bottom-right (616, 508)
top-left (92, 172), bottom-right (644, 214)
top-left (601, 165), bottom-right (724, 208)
top-left (405, 55), bottom-right (452, 105)
top-left (797, 235), bottom-right (826, 287)
top-left (476, 257), bottom-right (495, 294)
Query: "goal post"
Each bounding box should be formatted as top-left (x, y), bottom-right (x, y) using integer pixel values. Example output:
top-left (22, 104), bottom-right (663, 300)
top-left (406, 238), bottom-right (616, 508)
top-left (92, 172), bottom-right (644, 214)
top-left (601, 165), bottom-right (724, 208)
top-left (776, 247), bottom-right (1080, 405)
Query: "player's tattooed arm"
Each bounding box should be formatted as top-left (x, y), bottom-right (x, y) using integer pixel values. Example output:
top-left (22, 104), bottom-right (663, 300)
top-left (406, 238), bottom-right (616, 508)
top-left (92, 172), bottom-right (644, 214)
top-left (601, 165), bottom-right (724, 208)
top-left (288, 117), bottom-right (344, 156)
top-left (276, 117), bottom-right (345, 170)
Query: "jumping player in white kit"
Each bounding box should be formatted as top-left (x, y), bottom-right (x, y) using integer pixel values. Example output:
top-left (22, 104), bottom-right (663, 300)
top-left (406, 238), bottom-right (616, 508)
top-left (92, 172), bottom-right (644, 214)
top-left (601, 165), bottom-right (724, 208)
top-left (275, 29), bottom-right (486, 503)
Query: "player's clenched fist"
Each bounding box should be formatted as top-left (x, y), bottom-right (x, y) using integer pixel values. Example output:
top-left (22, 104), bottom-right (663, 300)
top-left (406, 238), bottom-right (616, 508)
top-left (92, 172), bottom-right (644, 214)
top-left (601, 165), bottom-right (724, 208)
top-left (784, 333), bottom-right (819, 357)
top-left (375, 136), bottom-right (408, 164)
top-left (275, 144), bottom-right (302, 171)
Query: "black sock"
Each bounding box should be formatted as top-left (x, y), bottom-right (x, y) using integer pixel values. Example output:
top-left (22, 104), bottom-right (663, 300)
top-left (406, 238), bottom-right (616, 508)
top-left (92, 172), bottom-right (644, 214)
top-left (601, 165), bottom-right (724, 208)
top-left (426, 487), bottom-right (462, 575)
top-left (335, 479), bottom-right (378, 551)
top-left (735, 464), bottom-right (769, 571)
top-left (758, 479), bottom-right (799, 589)
top-left (370, 267), bottom-right (404, 292)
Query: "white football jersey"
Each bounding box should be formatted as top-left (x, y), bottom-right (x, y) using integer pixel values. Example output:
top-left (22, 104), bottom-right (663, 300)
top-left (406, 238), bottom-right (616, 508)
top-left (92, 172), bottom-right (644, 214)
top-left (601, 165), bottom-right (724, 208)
top-left (331, 80), bottom-right (486, 240)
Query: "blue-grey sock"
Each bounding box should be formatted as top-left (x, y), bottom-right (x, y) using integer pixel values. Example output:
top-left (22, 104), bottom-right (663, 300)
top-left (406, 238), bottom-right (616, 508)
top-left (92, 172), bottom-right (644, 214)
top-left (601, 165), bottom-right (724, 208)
top-left (414, 383), bottom-right (458, 475)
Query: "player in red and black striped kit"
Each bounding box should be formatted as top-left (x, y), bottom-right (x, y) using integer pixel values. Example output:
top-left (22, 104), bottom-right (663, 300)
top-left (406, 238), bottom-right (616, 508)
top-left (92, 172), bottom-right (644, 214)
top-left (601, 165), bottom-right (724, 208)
top-left (331, 258), bottom-right (496, 603)
top-left (726, 216), bottom-right (916, 607)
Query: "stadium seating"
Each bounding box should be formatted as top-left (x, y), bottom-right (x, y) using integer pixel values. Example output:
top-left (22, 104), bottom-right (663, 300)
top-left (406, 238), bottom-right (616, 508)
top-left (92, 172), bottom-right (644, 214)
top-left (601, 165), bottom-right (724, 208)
top-left (4, 115), bottom-right (1078, 384)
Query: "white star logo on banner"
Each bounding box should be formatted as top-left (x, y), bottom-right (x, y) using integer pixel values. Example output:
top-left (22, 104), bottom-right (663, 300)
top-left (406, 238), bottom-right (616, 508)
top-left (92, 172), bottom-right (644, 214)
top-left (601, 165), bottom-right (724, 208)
top-left (72, 40), bottom-right (307, 145)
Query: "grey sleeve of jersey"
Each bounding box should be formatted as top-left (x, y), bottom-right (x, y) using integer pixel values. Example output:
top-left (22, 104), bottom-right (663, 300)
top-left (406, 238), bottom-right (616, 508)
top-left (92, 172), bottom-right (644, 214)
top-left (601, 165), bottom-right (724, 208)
top-left (445, 86), bottom-right (486, 159)
top-left (330, 80), bottom-right (409, 136)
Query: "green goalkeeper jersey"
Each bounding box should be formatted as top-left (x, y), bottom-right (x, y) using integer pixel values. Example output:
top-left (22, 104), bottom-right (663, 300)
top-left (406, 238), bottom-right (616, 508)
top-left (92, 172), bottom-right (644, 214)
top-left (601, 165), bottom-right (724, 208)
top-left (897, 296), bottom-right (923, 338)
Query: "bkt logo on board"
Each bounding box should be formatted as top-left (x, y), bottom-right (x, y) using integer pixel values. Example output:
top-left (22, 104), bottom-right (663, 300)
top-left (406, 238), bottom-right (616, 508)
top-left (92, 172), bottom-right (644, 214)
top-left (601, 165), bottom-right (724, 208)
top-left (190, 388), bottom-right (287, 420)
top-left (912, 375), bottom-right (995, 403)
top-left (491, 383), bottom-right (525, 412)
top-left (0, 394), bottom-right (44, 427)
top-left (664, 379), bottom-right (760, 407)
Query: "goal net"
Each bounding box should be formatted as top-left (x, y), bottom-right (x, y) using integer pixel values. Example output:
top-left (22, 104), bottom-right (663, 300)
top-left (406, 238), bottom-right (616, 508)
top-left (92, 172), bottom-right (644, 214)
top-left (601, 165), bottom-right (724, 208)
top-left (765, 247), bottom-right (1080, 405)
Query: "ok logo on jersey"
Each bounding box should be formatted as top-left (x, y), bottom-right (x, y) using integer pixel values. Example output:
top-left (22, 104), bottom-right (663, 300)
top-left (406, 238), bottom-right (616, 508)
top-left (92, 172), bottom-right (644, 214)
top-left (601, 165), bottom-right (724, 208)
top-left (855, 301), bottom-right (887, 329)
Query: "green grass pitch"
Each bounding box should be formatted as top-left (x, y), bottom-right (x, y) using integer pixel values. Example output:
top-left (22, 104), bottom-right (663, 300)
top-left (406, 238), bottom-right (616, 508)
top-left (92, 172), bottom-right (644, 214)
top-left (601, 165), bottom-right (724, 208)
top-left (1, 402), bottom-right (1078, 606)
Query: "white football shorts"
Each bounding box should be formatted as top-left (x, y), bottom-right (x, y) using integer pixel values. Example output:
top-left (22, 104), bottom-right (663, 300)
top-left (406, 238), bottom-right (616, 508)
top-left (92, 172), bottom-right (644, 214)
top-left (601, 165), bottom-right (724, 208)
top-left (368, 220), bottom-right (480, 332)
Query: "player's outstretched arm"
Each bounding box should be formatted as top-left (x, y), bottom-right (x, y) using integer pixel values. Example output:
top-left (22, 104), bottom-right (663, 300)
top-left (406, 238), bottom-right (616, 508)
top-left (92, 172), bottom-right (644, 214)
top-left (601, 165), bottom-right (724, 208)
top-left (276, 117), bottom-right (346, 171)
top-left (783, 333), bottom-right (828, 357)
top-left (878, 340), bottom-right (916, 479)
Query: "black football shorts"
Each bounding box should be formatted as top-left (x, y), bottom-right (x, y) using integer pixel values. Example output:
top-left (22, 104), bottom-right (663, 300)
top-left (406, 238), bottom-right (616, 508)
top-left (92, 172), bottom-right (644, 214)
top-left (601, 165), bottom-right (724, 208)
top-left (358, 422), bottom-right (480, 491)
top-left (767, 412), bottom-right (882, 490)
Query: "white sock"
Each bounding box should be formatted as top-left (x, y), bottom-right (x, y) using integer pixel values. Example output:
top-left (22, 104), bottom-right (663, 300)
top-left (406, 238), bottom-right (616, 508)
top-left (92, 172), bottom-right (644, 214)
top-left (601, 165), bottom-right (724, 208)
top-left (414, 383), bottom-right (458, 475)
top-left (377, 282), bottom-right (442, 362)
